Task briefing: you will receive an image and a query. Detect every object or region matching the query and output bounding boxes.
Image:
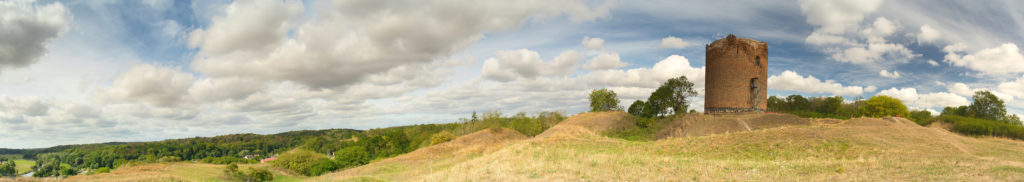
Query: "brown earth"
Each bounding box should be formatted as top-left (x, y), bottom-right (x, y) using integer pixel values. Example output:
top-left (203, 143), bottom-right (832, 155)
top-left (660, 113), bottom-right (810, 138)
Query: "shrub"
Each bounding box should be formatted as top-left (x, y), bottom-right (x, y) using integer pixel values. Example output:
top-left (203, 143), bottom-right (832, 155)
top-left (91, 167), bottom-right (111, 174)
top-left (335, 146), bottom-right (370, 168)
top-left (858, 95), bottom-right (908, 118)
top-left (224, 163), bottom-right (274, 182)
top-left (201, 156), bottom-right (255, 164)
top-left (908, 110), bottom-right (934, 126)
top-left (430, 131), bottom-right (456, 145)
top-left (938, 115), bottom-right (1024, 140)
top-left (589, 88), bottom-right (621, 112)
top-left (272, 149), bottom-right (338, 176)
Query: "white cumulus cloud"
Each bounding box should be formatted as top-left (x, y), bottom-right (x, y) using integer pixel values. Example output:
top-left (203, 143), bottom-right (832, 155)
top-left (916, 24), bottom-right (941, 44)
top-left (0, 0), bottom-right (73, 72)
top-left (879, 69), bottom-right (900, 79)
top-left (768, 70), bottom-right (870, 96)
top-left (481, 49), bottom-right (580, 82)
top-left (943, 43), bottom-right (1024, 74)
top-left (583, 52), bottom-right (627, 70)
top-left (660, 36), bottom-right (690, 49)
top-left (582, 36), bottom-right (604, 50)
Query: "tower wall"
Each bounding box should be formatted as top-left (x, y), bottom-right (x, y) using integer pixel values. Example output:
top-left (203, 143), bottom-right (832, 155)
top-left (704, 35), bottom-right (768, 113)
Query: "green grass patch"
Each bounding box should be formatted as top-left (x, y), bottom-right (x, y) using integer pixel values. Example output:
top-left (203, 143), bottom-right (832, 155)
top-left (14, 159), bottom-right (34, 174)
top-left (604, 116), bottom-right (672, 141)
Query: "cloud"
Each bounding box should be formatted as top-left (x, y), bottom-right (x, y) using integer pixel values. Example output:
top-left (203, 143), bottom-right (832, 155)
top-left (0, 0), bottom-right (73, 72)
top-left (877, 87), bottom-right (969, 109)
top-left (799, 1), bottom-right (919, 65)
top-left (481, 49), bottom-right (580, 81)
top-left (583, 53), bottom-right (627, 70)
top-left (798, 0), bottom-right (883, 35)
top-left (999, 75), bottom-right (1024, 99)
top-left (99, 65), bottom-right (194, 107)
top-left (768, 70), bottom-right (870, 96)
top-left (190, 0), bottom-right (611, 89)
top-left (916, 24), bottom-right (941, 44)
top-left (582, 36), bottom-right (604, 50)
top-left (660, 36), bottom-right (690, 49)
top-left (583, 55), bottom-right (705, 93)
top-left (187, 0), bottom-right (303, 55)
top-left (943, 43), bottom-right (1024, 74)
top-left (879, 69), bottom-right (900, 79)
top-left (940, 81), bottom-right (1015, 102)
top-left (926, 59), bottom-right (939, 66)
top-left (187, 77), bottom-right (263, 102)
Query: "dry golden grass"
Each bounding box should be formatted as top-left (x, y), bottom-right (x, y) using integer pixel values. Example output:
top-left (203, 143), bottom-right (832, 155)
top-left (22, 162), bottom-right (307, 182)
top-left (321, 112), bottom-right (1024, 181)
top-left (310, 128), bottom-right (528, 181)
top-left (15, 112), bottom-right (1024, 181)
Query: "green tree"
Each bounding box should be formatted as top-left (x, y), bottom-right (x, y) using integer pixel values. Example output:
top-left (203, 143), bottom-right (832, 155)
top-left (859, 95), bottom-right (909, 118)
top-left (589, 88), bottom-right (622, 112)
top-left (786, 95), bottom-right (810, 111)
top-left (0, 161), bottom-right (15, 177)
top-left (627, 100), bottom-right (647, 117)
top-left (767, 96), bottom-right (786, 111)
top-left (908, 110), bottom-right (934, 126)
top-left (967, 91), bottom-right (1007, 121)
top-left (820, 96), bottom-right (844, 114)
top-left (663, 76), bottom-right (698, 114)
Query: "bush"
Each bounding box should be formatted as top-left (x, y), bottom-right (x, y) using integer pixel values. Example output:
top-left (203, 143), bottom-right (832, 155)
top-left (91, 167), bottom-right (111, 174)
top-left (334, 146), bottom-right (370, 168)
top-left (224, 163), bottom-right (274, 182)
top-left (859, 95), bottom-right (908, 118)
top-left (908, 110), bottom-right (934, 126)
top-left (430, 131), bottom-right (455, 145)
top-left (201, 156), bottom-right (255, 164)
top-left (589, 88), bottom-right (621, 112)
top-left (938, 115), bottom-right (1024, 140)
top-left (272, 149), bottom-right (338, 176)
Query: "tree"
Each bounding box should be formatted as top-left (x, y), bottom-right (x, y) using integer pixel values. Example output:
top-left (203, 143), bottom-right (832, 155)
top-left (627, 100), bottom-right (647, 117)
top-left (665, 76), bottom-right (699, 114)
top-left (0, 161), bottom-right (15, 177)
top-left (967, 91), bottom-right (1007, 121)
top-left (820, 96), bottom-right (844, 114)
top-left (767, 96), bottom-right (786, 111)
top-left (859, 95), bottom-right (909, 118)
top-left (589, 88), bottom-right (621, 112)
top-left (786, 95), bottom-right (810, 111)
top-left (908, 110), bottom-right (934, 126)
top-left (645, 76), bottom-right (698, 116)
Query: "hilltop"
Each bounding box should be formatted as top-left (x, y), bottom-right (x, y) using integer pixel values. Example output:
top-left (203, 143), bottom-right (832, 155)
top-left (305, 111), bottom-right (1024, 181)
top-left (9, 111), bottom-right (1024, 181)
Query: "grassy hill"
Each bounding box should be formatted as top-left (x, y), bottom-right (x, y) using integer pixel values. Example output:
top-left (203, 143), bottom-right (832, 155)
top-left (312, 112), bottom-right (1024, 181)
top-left (13, 111), bottom-right (1024, 181)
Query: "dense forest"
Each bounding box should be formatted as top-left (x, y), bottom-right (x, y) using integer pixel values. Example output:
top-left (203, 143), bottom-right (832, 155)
top-left (0, 111), bottom-right (566, 178)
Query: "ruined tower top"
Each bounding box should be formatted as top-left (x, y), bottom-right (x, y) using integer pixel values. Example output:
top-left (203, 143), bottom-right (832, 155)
top-left (704, 34), bottom-right (768, 113)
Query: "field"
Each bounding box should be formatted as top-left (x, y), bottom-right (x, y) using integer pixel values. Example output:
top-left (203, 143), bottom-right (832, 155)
top-left (12, 111), bottom-right (1024, 181)
top-left (13, 160), bottom-right (34, 175)
top-left (57, 162), bottom-right (304, 181)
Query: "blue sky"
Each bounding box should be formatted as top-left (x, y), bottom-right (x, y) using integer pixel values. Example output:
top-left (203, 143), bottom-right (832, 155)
top-left (2, 0), bottom-right (1024, 148)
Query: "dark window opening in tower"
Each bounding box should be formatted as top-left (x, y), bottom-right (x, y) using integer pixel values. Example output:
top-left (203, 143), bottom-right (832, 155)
top-left (755, 56), bottom-right (760, 67)
top-left (750, 78), bottom-right (758, 90)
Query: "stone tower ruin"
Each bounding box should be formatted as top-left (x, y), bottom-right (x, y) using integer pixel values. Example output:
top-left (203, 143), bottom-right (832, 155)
top-left (704, 34), bottom-right (767, 113)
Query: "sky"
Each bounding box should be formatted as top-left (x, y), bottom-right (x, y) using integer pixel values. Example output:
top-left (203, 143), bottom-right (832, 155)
top-left (2, 0), bottom-right (1024, 148)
